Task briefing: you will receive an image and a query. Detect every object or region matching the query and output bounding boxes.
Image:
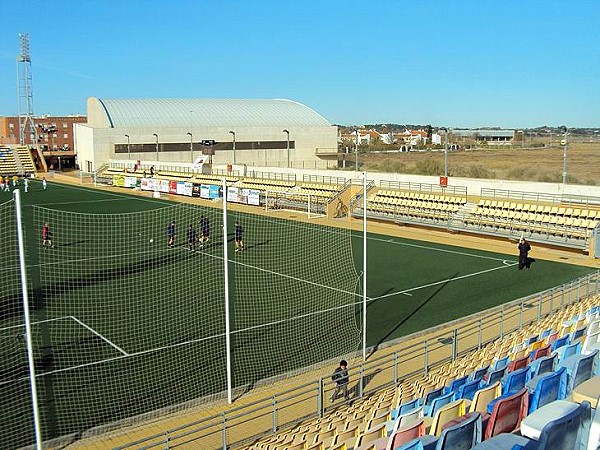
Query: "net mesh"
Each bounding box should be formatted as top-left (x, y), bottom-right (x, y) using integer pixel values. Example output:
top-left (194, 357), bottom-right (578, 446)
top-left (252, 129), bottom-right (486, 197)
top-left (0, 197), bottom-right (359, 447)
top-left (0, 197), bottom-right (36, 448)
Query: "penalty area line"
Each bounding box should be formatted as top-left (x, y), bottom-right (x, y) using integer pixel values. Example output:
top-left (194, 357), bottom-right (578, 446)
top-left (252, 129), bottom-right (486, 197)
top-left (70, 316), bottom-right (129, 356)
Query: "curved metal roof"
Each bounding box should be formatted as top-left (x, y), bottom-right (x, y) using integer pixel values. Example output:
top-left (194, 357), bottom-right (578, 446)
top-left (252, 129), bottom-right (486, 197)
top-left (92, 98), bottom-right (331, 128)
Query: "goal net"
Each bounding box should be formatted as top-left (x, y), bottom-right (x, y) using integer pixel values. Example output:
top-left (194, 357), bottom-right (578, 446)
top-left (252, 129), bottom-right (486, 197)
top-left (2, 195), bottom-right (360, 447)
top-left (264, 190), bottom-right (327, 219)
top-left (0, 198), bottom-right (37, 448)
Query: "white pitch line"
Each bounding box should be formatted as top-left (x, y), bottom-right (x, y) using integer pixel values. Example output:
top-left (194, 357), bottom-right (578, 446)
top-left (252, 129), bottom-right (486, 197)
top-left (371, 262), bottom-right (519, 302)
top-left (0, 315), bottom-right (73, 332)
top-left (366, 234), bottom-right (515, 263)
top-left (70, 316), bottom-right (129, 356)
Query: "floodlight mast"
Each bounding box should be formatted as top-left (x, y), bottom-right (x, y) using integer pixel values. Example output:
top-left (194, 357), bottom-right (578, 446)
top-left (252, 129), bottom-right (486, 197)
top-left (17, 33), bottom-right (38, 149)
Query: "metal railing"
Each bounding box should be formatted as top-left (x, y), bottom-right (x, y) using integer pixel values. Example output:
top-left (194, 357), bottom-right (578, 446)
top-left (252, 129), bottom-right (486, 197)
top-left (380, 180), bottom-right (467, 197)
top-left (116, 271), bottom-right (600, 450)
top-left (480, 188), bottom-right (600, 207)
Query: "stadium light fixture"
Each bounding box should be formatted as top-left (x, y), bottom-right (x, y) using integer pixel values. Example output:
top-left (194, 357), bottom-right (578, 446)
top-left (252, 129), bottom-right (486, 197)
top-left (229, 131), bottom-right (236, 165)
top-left (124, 134), bottom-right (130, 160)
top-left (439, 127), bottom-right (449, 177)
top-left (152, 133), bottom-right (159, 162)
top-left (559, 126), bottom-right (568, 186)
top-left (187, 132), bottom-right (193, 162)
top-left (283, 129), bottom-right (290, 168)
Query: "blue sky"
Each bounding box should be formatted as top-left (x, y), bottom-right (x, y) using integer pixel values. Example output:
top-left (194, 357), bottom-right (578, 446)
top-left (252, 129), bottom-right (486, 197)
top-left (1, 0), bottom-right (599, 128)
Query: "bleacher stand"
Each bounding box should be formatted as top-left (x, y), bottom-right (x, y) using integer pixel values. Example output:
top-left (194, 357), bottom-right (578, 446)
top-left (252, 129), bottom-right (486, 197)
top-left (249, 295), bottom-right (600, 450)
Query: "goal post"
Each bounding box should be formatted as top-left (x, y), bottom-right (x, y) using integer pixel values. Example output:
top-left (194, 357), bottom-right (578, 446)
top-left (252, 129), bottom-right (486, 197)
top-left (264, 190), bottom-right (327, 219)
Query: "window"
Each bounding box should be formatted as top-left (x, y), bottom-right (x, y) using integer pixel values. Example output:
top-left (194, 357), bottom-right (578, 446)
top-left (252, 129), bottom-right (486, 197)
top-left (9, 123), bottom-right (14, 128)
top-left (62, 123), bottom-right (68, 128)
top-left (63, 133), bottom-right (68, 139)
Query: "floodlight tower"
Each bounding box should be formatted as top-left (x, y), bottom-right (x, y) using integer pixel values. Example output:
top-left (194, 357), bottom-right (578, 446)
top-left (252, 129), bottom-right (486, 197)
top-left (17, 33), bottom-right (38, 147)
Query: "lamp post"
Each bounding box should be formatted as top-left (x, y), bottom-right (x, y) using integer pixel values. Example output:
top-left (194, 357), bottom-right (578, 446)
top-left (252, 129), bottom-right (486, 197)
top-left (283, 129), bottom-right (290, 168)
top-left (187, 132), bottom-right (193, 162)
top-left (354, 129), bottom-right (360, 170)
top-left (152, 133), bottom-right (159, 162)
top-left (559, 126), bottom-right (568, 186)
top-left (125, 134), bottom-right (130, 160)
top-left (229, 130), bottom-right (236, 165)
top-left (439, 128), bottom-right (449, 177)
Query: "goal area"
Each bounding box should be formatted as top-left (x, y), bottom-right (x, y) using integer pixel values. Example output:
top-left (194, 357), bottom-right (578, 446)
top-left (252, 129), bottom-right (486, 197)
top-left (264, 190), bottom-right (327, 219)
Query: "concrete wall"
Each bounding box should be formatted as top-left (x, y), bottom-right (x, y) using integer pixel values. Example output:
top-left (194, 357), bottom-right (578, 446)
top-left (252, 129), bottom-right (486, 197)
top-left (75, 125), bottom-right (338, 171)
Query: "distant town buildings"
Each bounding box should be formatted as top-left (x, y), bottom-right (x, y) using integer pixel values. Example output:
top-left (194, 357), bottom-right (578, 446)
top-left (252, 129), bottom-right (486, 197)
top-left (0, 114), bottom-right (87, 169)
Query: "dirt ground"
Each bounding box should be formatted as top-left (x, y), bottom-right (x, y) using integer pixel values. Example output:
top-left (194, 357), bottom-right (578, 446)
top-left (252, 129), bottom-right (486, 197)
top-left (362, 142), bottom-right (600, 185)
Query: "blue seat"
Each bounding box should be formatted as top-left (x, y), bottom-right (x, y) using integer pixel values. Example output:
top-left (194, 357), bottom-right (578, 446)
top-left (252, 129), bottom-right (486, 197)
top-left (560, 348), bottom-right (598, 393)
top-left (570, 326), bottom-right (587, 342)
top-left (557, 341), bottom-right (582, 362)
top-left (527, 367), bottom-right (568, 413)
top-left (444, 375), bottom-right (468, 396)
top-left (424, 391), bottom-right (454, 417)
top-left (469, 365), bottom-right (489, 383)
top-left (395, 438), bottom-right (425, 450)
top-left (434, 411), bottom-right (482, 450)
top-left (455, 379), bottom-right (481, 401)
top-left (551, 335), bottom-right (570, 352)
top-left (529, 353), bottom-right (557, 378)
top-left (525, 335), bottom-right (539, 346)
top-left (492, 355), bottom-right (510, 371)
top-left (422, 387), bottom-right (445, 410)
top-left (392, 398), bottom-right (420, 420)
top-left (539, 328), bottom-right (552, 340)
top-left (486, 366), bottom-right (507, 386)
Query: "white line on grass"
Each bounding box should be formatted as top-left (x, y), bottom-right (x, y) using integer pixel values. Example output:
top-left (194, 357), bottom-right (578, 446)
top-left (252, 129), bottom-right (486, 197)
top-left (370, 262), bottom-right (519, 302)
top-left (0, 316), bottom-right (73, 332)
top-left (70, 316), bottom-right (129, 356)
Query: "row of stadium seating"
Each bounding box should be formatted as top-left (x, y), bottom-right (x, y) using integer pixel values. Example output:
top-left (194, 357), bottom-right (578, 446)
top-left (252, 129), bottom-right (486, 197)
top-left (476, 199), bottom-right (600, 220)
top-left (0, 148), bottom-right (19, 175)
top-left (366, 194), bottom-right (462, 222)
top-left (464, 207), bottom-right (599, 240)
top-left (249, 295), bottom-right (600, 450)
top-left (376, 190), bottom-right (468, 206)
top-left (239, 177), bottom-right (296, 192)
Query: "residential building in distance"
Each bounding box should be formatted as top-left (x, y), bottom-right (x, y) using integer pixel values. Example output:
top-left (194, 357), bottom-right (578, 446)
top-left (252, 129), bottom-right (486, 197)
top-left (0, 114), bottom-right (87, 170)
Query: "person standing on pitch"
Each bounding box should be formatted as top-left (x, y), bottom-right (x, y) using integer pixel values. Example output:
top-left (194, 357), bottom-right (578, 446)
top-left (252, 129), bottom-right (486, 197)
top-left (42, 177), bottom-right (47, 191)
top-left (234, 221), bottom-right (244, 253)
top-left (42, 223), bottom-right (53, 248)
top-left (23, 177), bottom-right (29, 193)
top-left (187, 224), bottom-right (197, 252)
top-left (518, 237), bottom-right (533, 270)
top-left (330, 360), bottom-right (350, 402)
top-left (167, 220), bottom-right (176, 248)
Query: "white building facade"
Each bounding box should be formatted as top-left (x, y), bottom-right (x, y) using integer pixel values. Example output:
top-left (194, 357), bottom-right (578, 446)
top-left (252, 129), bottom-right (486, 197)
top-left (75, 98), bottom-right (338, 172)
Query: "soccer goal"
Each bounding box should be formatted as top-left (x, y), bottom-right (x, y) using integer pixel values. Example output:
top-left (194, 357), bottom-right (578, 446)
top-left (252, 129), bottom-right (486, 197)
top-left (264, 190), bottom-right (327, 219)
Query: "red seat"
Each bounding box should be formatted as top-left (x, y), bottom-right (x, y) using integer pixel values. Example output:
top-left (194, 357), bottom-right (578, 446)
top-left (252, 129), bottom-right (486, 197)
top-left (484, 387), bottom-right (529, 440)
top-left (531, 344), bottom-right (552, 361)
top-left (386, 419), bottom-right (425, 450)
top-left (507, 355), bottom-right (529, 372)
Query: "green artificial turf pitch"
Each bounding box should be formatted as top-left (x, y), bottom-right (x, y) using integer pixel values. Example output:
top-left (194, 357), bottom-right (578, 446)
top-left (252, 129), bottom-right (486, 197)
top-left (0, 179), bottom-right (594, 447)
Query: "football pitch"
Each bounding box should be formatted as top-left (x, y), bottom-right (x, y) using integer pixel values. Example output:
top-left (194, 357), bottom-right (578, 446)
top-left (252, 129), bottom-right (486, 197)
top-left (0, 180), bottom-right (595, 447)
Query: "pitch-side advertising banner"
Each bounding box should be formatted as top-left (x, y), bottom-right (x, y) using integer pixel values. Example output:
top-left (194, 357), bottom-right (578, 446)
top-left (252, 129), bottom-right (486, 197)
top-left (176, 181), bottom-right (193, 196)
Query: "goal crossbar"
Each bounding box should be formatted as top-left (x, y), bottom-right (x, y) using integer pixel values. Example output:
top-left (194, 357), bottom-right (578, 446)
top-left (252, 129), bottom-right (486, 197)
top-left (264, 190), bottom-right (327, 219)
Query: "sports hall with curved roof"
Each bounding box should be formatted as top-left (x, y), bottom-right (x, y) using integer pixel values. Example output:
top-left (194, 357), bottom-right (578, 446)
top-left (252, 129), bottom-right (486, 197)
top-left (76, 97), bottom-right (338, 172)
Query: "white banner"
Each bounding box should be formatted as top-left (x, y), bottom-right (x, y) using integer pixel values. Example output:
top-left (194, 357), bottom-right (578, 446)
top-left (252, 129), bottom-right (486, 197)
top-left (176, 181), bottom-right (193, 197)
top-left (246, 189), bottom-right (260, 206)
top-left (193, 155), bottom-right (207, 170)
top-left (227, 186), bottom-right (240, 203)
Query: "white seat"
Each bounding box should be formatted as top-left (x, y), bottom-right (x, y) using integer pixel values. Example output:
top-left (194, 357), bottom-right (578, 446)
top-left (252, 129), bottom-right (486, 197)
top-left (520, 399), bottom-right (579, 440)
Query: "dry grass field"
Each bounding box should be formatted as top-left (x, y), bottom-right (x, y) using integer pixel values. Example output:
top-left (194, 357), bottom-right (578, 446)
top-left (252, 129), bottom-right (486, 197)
top-left (361, 141), bottom-right (600, 185)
